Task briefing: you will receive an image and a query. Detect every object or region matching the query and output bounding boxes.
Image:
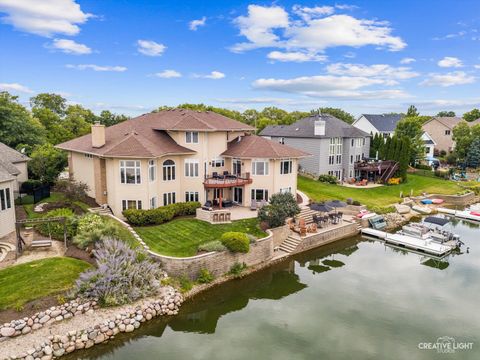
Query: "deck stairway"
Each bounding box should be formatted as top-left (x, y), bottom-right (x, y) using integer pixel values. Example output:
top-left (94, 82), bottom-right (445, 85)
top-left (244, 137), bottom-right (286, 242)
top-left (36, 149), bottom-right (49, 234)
top-left (279, 235), bottom-right (302, 253)
top-left (379, 162), bottom-right (399, 183)
top-left (0, 242), bottom-right (16, 263)
top-left (89, 205), bottom-right (113, 216)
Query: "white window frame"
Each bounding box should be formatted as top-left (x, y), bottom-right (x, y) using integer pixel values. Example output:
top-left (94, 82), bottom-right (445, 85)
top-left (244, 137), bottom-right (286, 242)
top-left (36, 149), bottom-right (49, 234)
top-left (251, 189), bottom-right (269, 202)
top-left (162, 159), bottom-right (175, 181)
top-left (280, 187), bottom-right (291, 194)
top-left (0, 188), bottom-right (12, 211)
top-left (163, 192), bottom-right (176, 206)
top-left (278, 137), bottom-right (285, 144)
top-left (185, 191), bottom-right (199, 202)
top-left (120, 160), bottom-right (141, 184)
top-left (185, 159), bottom-right (199, 177)
top-left (148, 159), bottom-right (156, 182)
top-left (122, 199), bottom-right (142, 211)
top-left (336, 154), bottom-right (342, 164)
top-left (280, 159), bottom-right (293, 174)
top-left (211, 158), bottom-right (224, 168)
top-left (150, 196), bottom-right (157, 209)
top-left (252, 159), bottom-right (269, 176)
top-left (185, 131), bottom-right (199, 144)
top-left (232, 159), bottom-right (242, 175)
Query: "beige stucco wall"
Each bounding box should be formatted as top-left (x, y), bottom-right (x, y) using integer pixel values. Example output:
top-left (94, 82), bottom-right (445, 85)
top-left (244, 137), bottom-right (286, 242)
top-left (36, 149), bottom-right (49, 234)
top-left (422, 121), bottom-right (453, 153)
top-left (70, 152), bottom-right (96, 198)
top-left (0, 180), bottom-right (16, 238)
top-left (13, 161), bottom-right (28, 187)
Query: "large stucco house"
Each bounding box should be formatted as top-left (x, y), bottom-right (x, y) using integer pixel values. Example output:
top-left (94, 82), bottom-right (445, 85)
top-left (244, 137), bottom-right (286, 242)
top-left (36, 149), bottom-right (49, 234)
top-left (260, 114), bottom-right (370, 180)
top-left (56, 109), bottom-right (309, 218)
top-left (422, 117), bottom-right (480, 153)
top-left (0, 163), bottom-right (16, 239)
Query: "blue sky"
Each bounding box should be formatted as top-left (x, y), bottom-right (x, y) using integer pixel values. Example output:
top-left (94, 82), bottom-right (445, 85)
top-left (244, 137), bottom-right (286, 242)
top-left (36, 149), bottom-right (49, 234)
top-left (1, 0), bottom-right (480, 117)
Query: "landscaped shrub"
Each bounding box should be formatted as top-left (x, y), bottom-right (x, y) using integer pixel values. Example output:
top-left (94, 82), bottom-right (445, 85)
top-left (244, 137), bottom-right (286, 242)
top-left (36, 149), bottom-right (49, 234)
top-left (75, 238), bottom-right (164, 306)
top-left (197, 240), bottom-right (226, 252)
top-left (220, 232), bottom-right (250, 253)
top-left (73, 213), bottom-right (121, 249)
top-left (258, 192), bottom-right (300, 228)
top-left (36, 208), bottom-right (77, 240)
top-left (178, 275), bottom-right (193, 293)
top-left (352, 200), bottom-right (361, 206)
top-left (387, 177), bottom-right (402, 185)
top-left (197, 268), bottom-right (214, 284)
top-left (123, 201), bottom-right (201, 226)
top-left (54, 179), bottom-right (90, 203)
top-left (318, 174), bottom-right (338, 184)
top-left (229, 262), bottom-right (247, 277)
top-left (434, 170), bottom-right (449, 179)
top-left (370, 205), bottom-right (396, 214)
top-left (20, 179), bottom-right (43, 194)
top-left (415, 164), bottom-right (432, 171)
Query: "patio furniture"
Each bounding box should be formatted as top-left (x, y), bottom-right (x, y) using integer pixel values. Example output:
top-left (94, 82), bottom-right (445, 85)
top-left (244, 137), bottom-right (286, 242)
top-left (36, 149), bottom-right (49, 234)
top-left (202, 200), bottom-right (213, 211)
top-left (250, 200), bottom-right (257, 211)
top-left (212, 172), bottom-right (219, 179)
top-left (337, 212), bottom-right (343, 222)
top-left (222, 199), bottom-right (233, 208)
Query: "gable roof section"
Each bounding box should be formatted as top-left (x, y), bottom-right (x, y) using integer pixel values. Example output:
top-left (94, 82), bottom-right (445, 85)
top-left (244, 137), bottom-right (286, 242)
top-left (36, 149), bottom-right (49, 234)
top-left (0, 159), bottom-right (18, 182)
top-left (56, 109), bottom-right (254, 157)
top-left (0, 142), bottom-right (30, 164)
top-left (423, 116), bottom-right (480, 129)
top-left (359, 114), bottom-right (404, 132)
top-left (221, 135), bottom-right (310, 159)
top-left (260, 115), bottom-right (370, 139)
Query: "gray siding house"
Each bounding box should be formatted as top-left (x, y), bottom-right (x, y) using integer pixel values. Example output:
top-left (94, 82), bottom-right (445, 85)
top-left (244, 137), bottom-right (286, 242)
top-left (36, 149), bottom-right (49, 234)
top-left (260, 115), bottom-right (370, 180)
top-left (352, 114), bottom-right (404, 138)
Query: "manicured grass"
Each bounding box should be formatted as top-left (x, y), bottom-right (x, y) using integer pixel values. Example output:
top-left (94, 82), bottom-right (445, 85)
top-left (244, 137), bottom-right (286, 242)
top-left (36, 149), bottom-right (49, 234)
top-left (102, 216), bottom-right (140, 249)
top-left (135, 218), bottom-right (266, 257)
top-left (298, 174), bottom-right (463, 209)
top-left (0, 257), bottom-right (91, 310)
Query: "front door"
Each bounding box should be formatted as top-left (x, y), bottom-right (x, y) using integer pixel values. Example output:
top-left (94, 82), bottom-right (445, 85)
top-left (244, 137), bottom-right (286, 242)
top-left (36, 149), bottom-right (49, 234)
top-left (234, 187), bottom-right (243, 204)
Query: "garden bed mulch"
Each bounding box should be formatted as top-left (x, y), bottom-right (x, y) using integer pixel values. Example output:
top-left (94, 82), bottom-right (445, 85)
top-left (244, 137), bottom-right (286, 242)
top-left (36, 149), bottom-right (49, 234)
top-left (0, 296), bottom-right (59, 324)
top-left (65, 245), bottom-right (96, 266)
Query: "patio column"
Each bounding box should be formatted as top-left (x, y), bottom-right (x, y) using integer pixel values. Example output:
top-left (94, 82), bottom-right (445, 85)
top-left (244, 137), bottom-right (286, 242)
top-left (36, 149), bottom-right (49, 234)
top-left (219, 188), bottom-right (223, 209)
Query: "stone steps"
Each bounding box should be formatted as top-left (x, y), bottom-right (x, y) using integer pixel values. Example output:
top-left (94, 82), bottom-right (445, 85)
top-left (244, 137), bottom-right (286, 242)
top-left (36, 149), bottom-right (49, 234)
top-left (279, 235), bottom-right (302, 253)
top-left (0, 242), bottom-right (15, 262)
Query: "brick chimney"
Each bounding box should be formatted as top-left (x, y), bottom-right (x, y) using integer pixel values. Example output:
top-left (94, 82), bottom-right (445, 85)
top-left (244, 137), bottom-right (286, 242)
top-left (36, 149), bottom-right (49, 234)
top-left (91, 122), bottom-right (106, 148)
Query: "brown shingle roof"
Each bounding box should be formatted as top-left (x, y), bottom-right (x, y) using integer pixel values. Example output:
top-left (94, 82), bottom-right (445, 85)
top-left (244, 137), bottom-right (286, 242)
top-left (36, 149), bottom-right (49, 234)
top-left (222, 135), bottom-right (310, 159)
top-left (0, 142), bottom-right (30, 164)
top-left (424, 116), bottom-right (480, 129)
top-left (56, 109), bottom-right (254, 157)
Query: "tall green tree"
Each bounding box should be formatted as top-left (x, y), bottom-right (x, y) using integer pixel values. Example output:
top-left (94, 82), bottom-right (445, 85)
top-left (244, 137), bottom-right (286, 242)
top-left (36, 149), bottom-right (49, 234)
top-left (436, 111), bottom-right (456, 117)
top-left (452, 121), bottom-right (473, 161)
top-left (406, 105), bottom-right (419, 117)
top-left (28, 143), bottom-right (68, 184)
top-left (0, 92), bottom-right (45, 150)
top-left (98, 110), bottom-right (129, 127)
top-left (463, 108), bottom-right (480, 122)
top-left (314, 107), bottom-right (355, 124)
top-left (30, 93), bottom-right (67, 116)
top-left (466, 138), bottom-right (480, 168)
top-left (395, 116), bottom-right (424, 162)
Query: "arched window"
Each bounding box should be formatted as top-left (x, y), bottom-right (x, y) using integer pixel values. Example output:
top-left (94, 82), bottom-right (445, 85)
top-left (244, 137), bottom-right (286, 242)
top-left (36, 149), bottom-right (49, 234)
top-left (163, 160), bottom-right (175, 181)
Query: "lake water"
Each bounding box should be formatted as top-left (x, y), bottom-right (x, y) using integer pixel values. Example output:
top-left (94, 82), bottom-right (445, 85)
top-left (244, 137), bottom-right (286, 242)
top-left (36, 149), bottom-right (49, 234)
top-left (72, 216), bottom-right (480, 360)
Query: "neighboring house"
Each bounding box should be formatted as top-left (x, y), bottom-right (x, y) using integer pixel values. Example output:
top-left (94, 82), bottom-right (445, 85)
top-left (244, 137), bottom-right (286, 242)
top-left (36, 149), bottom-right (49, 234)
top-left (0, 141), bottom-right (30, 195)
top-left (421, 132), bottom-right (436, 159)
top-left (422, 117), bottom-right (480, 153)
top-left (0, 163), bottom-right (16, 238)
top-left (56, 109), bottom-right (309, 218)
top-left (260, 114), bottom-right (370, 180)
top-left (352, 114), bottom-right (404, 138)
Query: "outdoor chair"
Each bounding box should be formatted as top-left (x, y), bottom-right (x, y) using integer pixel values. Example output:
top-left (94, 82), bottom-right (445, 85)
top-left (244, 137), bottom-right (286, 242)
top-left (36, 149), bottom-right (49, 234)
top-left (212, 172), bottom-right (219, 179)
top-left (202, 200), bottom-right (213, 211)
top-left (337, 212), bottom-right (343, 222)
top-left (250, 200), bottom-right (257, 211)
top-left (312, 214), bottom-right (319, 224)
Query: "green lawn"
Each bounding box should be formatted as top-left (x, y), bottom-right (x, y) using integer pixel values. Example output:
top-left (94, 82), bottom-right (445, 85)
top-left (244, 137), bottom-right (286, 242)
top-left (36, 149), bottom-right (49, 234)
top-left (135, 218), bottom-right (266, 257)
top-left (0, 257), bottom-right (91, 310)
top-left (298, 174), bottom-right (463, 209)
top-left (103, 216), bottom-right (140, 249)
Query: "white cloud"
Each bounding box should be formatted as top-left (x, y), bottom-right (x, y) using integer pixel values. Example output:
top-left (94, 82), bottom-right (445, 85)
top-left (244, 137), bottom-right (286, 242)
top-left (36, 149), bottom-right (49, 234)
top-left (292, 5), bottom-right (335, 21)
top-left (231, 5), bottom-right (406, 56)
top-left (189, 16), bottom-right (206, 31)
top-left (420, 71), bottom-right (475, 87)
top-left (267, 51), bottom-right (327, 62)
top-left (433, 31), bottom-right (466, 40)
top-left (335, 4), bottom-right (359, 11)
top-left (0, 82), bottom-right (33, 93)
top-left (50, 38), bottom-right (91, 54)
top-left (66, 64), bottom-right (127, 72)
top-left (326, 63), bottom-right (419, 82)
top-left (400, 57), bottom-right (415, 64)
top-left (153, 70), bottom-right (182, 78)
top-left (194, 71), bottom-right (225, 79)
top-left (216, 97), bottom-right (322, 106)
top-left (252, 74), bottom-right (409, 99)
top-left (474, 65), bottom-right (480, 69)
top-left (438, 56), bottom-right (463, 68)
top-left (0, 0), bottom-right (92, 37)
top-left (137, 40), bottom-right (166, 56)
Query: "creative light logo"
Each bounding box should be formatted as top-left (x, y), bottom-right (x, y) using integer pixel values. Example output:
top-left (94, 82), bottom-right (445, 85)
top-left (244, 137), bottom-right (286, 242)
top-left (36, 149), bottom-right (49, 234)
top-left (418, 336), bottom-right (474, 353)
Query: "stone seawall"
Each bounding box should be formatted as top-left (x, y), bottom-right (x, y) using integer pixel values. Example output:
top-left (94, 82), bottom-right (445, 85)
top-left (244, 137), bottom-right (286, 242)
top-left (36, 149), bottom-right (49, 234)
top-left (427, 192), bottom-right (475, 206)
top-left (148, 230), bottom-right (274, 279)
top-left (294, 221), bottom-right (359, 254)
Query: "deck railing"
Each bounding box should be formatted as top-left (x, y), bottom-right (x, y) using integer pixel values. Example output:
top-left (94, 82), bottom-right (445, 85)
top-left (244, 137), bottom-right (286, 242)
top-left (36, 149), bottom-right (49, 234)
top-left (203, 172), bottom-right (253, 188)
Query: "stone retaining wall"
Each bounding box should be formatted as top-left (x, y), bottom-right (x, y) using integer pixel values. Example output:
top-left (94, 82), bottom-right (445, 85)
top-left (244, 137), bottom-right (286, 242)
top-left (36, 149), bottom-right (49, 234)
top-left (294, 221), bottom-right (359, 254)
top-left (149, 231), bottom-right (274, 279)
top-left (4, 287), bottom-right (183, 360)
top-left (427, 192), bottom-right (475, 206)
top-left (0, 299), bottom-right (98, 341)
top-left (269, 225), bottom-right (290, 248)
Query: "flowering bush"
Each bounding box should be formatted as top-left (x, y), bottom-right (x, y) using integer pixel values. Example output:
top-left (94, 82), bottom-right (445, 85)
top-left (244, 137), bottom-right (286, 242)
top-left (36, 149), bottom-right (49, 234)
top-left (387, 177), bottom-right (402, 185)
top-left (73, 213), bottom-right (121, 249)
top-left (75, 238), bottom-right (165, 306)
top-left (36, 208), bottom-right (76, 240)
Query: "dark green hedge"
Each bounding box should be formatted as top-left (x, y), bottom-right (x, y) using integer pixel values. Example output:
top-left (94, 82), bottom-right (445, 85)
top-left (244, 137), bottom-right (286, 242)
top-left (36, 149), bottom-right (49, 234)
top-left (123, 202), bottom-right (201, 226)
top-left (220, 232), bottom-right (250, 253)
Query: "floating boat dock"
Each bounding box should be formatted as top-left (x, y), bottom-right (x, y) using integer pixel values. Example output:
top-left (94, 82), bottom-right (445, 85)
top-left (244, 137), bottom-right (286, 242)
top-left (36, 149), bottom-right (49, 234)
top-left (437, 208), bottom-right (480, 222)
top-left (361, 228), bottom-right (455, 257)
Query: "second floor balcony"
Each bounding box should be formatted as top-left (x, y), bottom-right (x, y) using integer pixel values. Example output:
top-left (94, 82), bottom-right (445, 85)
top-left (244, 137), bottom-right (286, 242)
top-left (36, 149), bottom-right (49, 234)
top-left (203, 172), bottom-right (253, 188)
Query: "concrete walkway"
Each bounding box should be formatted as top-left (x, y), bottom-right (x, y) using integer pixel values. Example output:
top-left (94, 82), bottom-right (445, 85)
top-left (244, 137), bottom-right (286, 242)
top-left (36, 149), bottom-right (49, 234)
top-left (296, 190), bottom-right (310, 208)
